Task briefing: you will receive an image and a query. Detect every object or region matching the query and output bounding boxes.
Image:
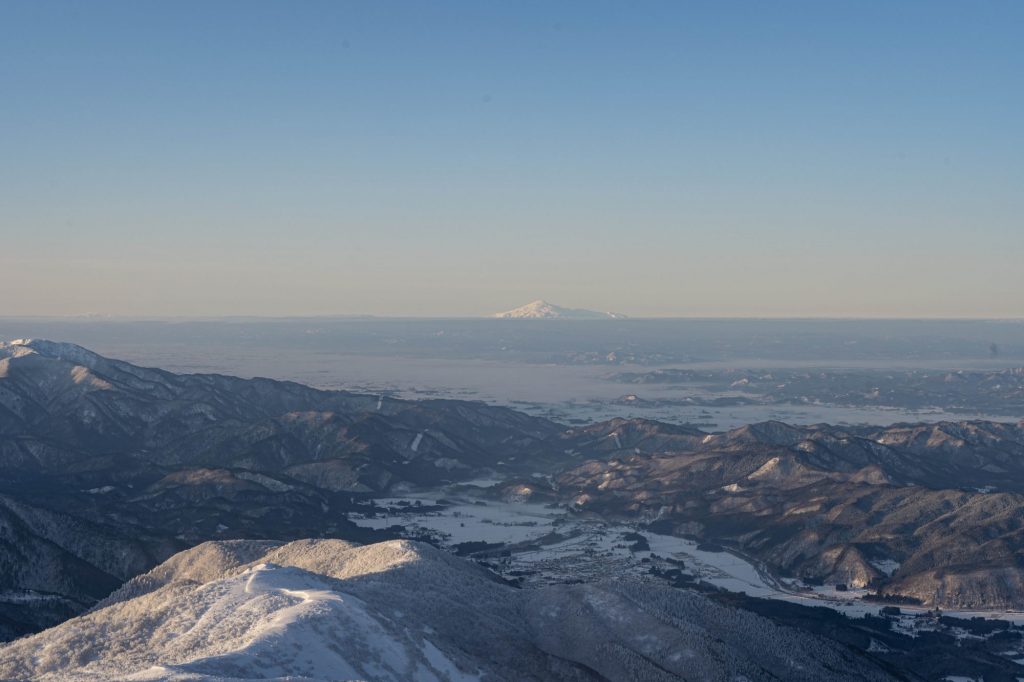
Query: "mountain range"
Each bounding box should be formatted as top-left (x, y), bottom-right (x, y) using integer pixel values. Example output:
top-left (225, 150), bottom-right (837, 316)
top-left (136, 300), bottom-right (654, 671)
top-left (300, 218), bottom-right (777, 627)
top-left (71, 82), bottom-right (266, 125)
top-left (0, 338), bottom-right (558, 637)
top-left (3, 338), bottom-right (1024, 676)
top-left (555, 418), bottom-right (1024, 608)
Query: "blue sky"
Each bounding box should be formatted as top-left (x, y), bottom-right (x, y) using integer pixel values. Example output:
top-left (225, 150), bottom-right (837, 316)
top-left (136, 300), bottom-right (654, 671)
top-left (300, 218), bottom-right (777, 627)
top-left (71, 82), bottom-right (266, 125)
top-left (2, 1), bottom-right (1021, 317)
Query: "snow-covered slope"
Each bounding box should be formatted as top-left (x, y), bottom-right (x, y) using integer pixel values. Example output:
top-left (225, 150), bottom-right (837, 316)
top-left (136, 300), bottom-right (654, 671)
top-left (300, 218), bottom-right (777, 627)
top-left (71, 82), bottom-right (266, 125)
top-left (0, 539), bottom-right (896, 681)
top-left (494, 300), bottom-right (627, 319)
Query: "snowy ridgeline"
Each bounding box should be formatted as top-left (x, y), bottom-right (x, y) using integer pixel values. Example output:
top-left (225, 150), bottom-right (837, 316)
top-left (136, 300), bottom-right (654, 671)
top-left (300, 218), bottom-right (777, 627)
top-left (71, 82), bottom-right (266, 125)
top-left (0, 539), bottom-right (896, 682)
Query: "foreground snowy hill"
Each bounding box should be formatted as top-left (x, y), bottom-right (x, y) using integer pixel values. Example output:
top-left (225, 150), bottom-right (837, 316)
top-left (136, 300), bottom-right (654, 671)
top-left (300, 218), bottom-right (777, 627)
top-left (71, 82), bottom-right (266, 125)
top-left (0, 539), bottom-right (897, 682)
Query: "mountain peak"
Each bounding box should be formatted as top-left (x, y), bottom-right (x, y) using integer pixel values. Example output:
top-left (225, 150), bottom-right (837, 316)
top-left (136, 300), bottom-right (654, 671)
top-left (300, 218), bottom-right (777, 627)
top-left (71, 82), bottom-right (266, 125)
top-left (494, 300), bottom-right (627, 320)
top-left (1, 339), bottom-right (106, 367)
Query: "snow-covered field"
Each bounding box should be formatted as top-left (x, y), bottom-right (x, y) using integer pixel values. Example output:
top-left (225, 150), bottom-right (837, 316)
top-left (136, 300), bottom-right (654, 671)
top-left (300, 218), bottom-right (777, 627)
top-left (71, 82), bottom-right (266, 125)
top-left (351, 488), bottom-right (1024, 628)
top-left (353, 497), bottom-right (557, 546)
top-left (355, 494), bottom-right (799, 599)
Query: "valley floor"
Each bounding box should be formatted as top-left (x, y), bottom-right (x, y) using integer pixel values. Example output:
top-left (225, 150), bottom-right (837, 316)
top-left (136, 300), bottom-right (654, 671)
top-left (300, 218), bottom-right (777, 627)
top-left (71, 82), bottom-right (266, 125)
top-left (349, 481), bottom-right (1024, 652)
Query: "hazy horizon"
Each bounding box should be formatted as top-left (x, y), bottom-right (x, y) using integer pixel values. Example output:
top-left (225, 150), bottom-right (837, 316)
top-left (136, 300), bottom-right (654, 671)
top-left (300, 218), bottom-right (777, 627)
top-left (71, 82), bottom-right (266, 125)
top-left (4, 309), bottom-right (1024, 322)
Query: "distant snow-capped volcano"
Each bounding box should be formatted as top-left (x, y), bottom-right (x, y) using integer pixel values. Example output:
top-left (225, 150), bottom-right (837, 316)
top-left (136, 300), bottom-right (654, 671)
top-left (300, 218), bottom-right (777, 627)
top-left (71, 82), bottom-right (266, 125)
top-left (494, 300), bottom-right (627, 319)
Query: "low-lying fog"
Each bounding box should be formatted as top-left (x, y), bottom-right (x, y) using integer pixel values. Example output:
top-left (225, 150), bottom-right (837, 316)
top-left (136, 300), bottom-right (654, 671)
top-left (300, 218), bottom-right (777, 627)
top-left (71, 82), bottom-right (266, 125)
top-left (2, 317), bottom-right (1021, 429)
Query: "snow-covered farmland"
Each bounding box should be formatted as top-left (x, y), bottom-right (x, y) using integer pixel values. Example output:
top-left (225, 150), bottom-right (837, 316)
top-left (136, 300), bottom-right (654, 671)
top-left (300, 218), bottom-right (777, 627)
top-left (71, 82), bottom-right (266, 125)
top-left (350, 488), bottom-right (1024, 627)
